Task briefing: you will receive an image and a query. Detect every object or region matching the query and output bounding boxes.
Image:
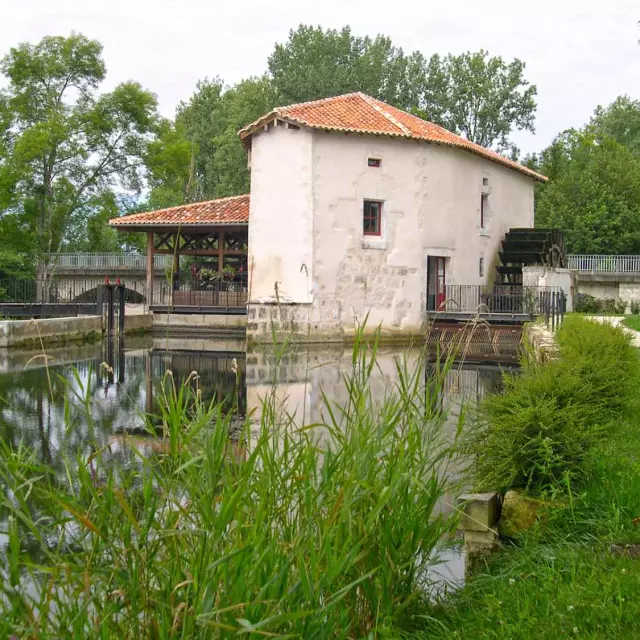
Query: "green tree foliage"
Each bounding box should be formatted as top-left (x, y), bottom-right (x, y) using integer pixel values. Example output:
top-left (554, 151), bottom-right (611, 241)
top-left (147, 76), bottom-right (276, 205)
top-left (590, 95), bottom-right (640, 156)
top-left (535, 98), bottom-right (640, 254)
top-left (268, 25), bottom-right (426, 108)
top-left (268, 27), bottom-right (536, 153)
top-left (418, 50), bottom-right (537, 154)
top-left (0, 34), bottom-right (160, 271)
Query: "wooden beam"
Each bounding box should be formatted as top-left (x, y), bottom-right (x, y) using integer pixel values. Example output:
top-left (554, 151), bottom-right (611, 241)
top-left (153, 249), bottom-right (244, 256)
top-left (146, 231), bottom-right (154, 309)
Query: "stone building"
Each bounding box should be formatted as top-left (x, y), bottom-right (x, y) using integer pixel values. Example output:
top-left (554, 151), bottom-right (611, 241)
top-left (240, 92), bottom-right (545, 341)
top-left (110, 92), bottom-right (546, 341)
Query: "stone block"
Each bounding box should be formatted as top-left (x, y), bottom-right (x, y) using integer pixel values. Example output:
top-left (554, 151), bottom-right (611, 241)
top-left (464, 529), bottom-right (498, 545)
top-left (457, 492), bottom-right (501, 532)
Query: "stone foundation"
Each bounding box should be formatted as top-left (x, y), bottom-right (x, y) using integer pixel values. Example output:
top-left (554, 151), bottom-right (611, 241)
top-left (246, 302), bottom-right (425, 344)
top-left (524, 323), bottom-right (558, 361)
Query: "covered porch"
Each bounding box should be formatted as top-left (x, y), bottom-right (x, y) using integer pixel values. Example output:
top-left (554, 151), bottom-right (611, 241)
top-left (109, 195), bottom-right (249, 314)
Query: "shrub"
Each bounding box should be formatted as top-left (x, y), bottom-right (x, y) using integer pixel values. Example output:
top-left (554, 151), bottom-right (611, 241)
top-left (603, 298), bottom-right (628, 315)
top-left (463, 316), bottom-right (638, 493)
top-left (574, 293), bottom-right (600, 313)
top-left (630, 300), bottom-right (640, 315)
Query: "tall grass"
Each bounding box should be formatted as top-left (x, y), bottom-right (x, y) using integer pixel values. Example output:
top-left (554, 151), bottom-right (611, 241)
top-left (0, 329), bottom-right (462, 638)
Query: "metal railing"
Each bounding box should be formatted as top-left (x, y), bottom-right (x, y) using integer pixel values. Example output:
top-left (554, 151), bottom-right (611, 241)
top-left (427, 284), bottom-right (566, 329)
top-left (42, 253), bottom-right (173, 270)
top-left (152, 277), bottom-right (248, 313)
top-left (0, 278), bottom-right (147, 318)
top-left (567, 255), bottom-right (640, 273)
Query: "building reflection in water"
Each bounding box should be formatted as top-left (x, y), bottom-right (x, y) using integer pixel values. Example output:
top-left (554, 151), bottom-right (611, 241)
top-left (0, 337), bottom-right (512, 473)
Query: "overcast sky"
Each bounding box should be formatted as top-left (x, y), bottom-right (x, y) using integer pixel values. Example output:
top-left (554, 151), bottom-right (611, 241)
top-left (2, 0), bottom-right (639, 155)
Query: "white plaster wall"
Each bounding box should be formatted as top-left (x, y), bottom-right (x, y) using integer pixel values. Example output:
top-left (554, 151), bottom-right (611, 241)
top-left (309, 133), bottom-right (535, 332)
top-left (522, 266), bottom-right (575, 312)
top-left (248, 124), bottom-right (314, 303)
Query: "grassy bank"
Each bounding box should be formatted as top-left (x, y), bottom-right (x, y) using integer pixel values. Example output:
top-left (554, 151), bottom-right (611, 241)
top-left (622, 314), bottom-right (640, 332)
top-left (424, 316), bottom-right (640, 638)
top-left (0, 332), bottom-right (462, 638)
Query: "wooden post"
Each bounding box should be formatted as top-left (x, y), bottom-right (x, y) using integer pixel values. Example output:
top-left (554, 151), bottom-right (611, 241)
top-left (146, 231), bottom-right (154, 310)
top-left (218, 229), bottom-right (225, 272)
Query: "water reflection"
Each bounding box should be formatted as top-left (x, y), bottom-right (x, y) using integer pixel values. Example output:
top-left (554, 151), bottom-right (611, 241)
top-left (0, 337), bottom-right (514, 596)
top-left (0, 337), bottom-right (511, 474)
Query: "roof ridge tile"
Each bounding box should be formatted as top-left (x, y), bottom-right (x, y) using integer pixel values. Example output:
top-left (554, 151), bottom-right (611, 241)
top-left (357, 93), bottom-right (412, 136)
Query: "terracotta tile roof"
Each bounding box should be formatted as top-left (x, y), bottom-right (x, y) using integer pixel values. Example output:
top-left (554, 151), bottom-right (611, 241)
top-left (239, 92), bottom-right (546, 182)
top-left (109, 194), bottom-right (250, 228)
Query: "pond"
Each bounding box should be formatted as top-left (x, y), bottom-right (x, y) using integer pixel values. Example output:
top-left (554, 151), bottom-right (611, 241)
top-left (0, 335), bottom-right (514, 598)
top-left (0, 335), bottom-right (510, 469)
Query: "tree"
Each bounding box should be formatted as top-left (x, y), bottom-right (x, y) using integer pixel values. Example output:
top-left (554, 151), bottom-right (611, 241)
top-left (268, 28), bottom-right (536, 153)
top-left (267, 25), bottom-right (421, 107)
top-left (590, 96), bottom-right (640, 156)
top-left (147, 76), bottom-right (277, 205)
top-left (0, 34), bottom-right (160, 275)
top-left (417, 50), bottom-right (537, 153)
top-left (535, 130), bottom-right (640, 254)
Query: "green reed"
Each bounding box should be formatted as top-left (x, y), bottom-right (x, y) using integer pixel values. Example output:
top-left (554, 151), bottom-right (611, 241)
top-left (0, 328), bottom-right (462, 638)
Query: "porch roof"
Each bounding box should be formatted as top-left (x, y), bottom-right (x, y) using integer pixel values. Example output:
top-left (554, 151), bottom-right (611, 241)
top-left (109, 194), bottom-right (249, 231)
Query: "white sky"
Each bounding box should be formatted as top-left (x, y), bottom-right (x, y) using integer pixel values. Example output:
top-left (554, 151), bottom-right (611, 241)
top-left (2, 0), bottom-right (639, 155)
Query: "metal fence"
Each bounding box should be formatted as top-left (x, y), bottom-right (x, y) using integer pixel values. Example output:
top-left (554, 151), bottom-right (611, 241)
top-left (427, 284), bottom-right (566, 329)
top-left (567, 255), bottom-right (640, 273)
top-left (0, 278), bottom-right (147, 318)
top-left (152, 278), bottom-right (248, 312)
top-left (43, 253), bottom-right (173, 270)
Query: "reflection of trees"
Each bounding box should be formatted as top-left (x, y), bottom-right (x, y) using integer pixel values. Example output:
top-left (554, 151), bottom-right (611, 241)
top-left (0, 349), bottom-right (247, 476)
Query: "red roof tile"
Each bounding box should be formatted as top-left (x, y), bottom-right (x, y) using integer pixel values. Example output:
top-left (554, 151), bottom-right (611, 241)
top-left (239, 92), bottom-right (546, 182)
top-left (109, 194), bottom-right (249, 228)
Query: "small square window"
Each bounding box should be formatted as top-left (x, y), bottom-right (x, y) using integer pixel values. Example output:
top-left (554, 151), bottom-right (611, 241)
top-left (479, 257), bottom-right (484, 278)
top-left (363, 200), bottom-right (382, 236)
top-left (482, 177), bottom-right (489, 186)
top-left (368, 158), bottom-right (381, 168)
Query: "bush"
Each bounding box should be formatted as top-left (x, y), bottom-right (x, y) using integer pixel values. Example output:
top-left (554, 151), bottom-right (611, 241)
top-left (603, 298), bottom-right (628, 315)
top-left (463, 316), bottom-right (638, 493)
top-left (574, 293), bottom-right (600, 313)
top-left (630, 300), bottom-right (640, 315)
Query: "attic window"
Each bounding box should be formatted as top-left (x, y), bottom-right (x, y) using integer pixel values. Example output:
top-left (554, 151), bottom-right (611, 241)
top-left (287, 123), bottom-right (300, 130)
top-left (368, 158), bottom-right (382, 168)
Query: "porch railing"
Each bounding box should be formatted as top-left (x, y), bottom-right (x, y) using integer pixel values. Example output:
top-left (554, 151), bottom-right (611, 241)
top-left (427, 284), bottom-right (566, 329)
top-left (152, 277), bottom-right (248, 312)
top-left (567, 254), bottom-right (640, 273)
top-left (42, 253), bottom-right (173, 270)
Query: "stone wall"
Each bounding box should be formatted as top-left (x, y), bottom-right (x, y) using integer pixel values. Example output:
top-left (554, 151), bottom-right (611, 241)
top-left (246, 302), bottom-right (427, 344)
top-left (522, 266), bottom-right (575, 312)
top-left (575, 273), bottom-right (640, 308)
top-left (0, 316), bottom-right (103, 349)
top-left (523, 323), bottom-right (558, 361)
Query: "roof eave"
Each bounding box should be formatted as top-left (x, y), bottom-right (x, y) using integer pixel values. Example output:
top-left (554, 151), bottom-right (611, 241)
top-left (109, 221), bottom-right (249, 230)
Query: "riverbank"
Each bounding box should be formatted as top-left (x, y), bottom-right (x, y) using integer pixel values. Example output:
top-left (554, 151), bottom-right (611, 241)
top-left (422, 316), bottom-right (640, 638)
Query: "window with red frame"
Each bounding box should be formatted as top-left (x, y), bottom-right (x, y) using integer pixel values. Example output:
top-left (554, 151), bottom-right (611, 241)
top-left (363, 200), bottom-right (382, 236)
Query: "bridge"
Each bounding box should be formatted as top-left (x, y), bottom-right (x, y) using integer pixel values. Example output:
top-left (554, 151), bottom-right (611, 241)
top-left (0, 253), bottom-right (247, 317)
